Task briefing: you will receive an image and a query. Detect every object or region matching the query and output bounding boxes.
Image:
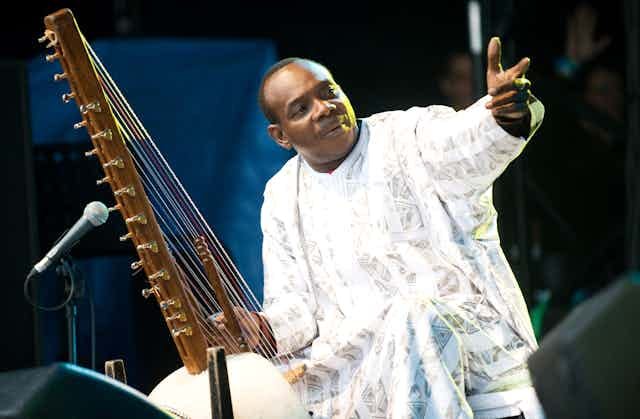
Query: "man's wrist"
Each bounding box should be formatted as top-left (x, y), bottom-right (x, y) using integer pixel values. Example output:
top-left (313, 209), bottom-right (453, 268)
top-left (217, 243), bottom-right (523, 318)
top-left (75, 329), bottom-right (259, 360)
top-left (494, 111), bottom-right (531, 138)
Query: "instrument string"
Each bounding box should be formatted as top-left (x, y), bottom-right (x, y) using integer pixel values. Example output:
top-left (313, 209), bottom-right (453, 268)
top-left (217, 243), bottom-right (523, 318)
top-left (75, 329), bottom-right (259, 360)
top-left (120, 135), bottom-right (223, 321)
top-left (84, 37), bottom-right (309, 406)
top-left (84, 68), bottom-right (249, 353)
top-left (85, 43), bottom-right (284, 361)
top-left (91, 82), bottom-right (269, 353)
top-left (104, 98), bottom-right (246, 353)
top-left (125, 132), bottom-right (245, 353)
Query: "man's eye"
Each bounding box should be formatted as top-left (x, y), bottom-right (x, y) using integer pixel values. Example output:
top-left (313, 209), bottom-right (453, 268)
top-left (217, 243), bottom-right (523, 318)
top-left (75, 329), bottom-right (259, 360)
top-left (327, 86), bottom-right (338, 97)
top-left (292, 105), bottom-right (306, 117)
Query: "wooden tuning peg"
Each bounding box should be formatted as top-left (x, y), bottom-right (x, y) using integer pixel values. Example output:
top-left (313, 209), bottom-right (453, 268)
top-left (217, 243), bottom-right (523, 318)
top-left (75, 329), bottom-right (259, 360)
top-left (119, 232), bottom-right (133, 242)
top-left (114, 185), bottom-right (135, 197)
top-left (171, 326), bottom-right (192, 337)
top-left (136, 241), bottom-right (158, 253)
top-left (92, 129), bottom-right (113, 141)
top-left (142, 286), bottom-right (159, 299)
top-left (103, 158), bottom-right (125, 169)
top-left (80, 102), bottom-right (102, 113)
top-left (160, 298), bottom-right (181, 311)
top-left (125, 213), bottom-right (147, 225)
top-left (73, 120), bottom-right (87, 129)
top-left (45, 52), bottom-right (59, 62)
top-left (167, 312), bottom-right (187, 322)
top-left (62, 92), bottom-right (75, 103)
top-left (149, 269), bottom-right (170, 281)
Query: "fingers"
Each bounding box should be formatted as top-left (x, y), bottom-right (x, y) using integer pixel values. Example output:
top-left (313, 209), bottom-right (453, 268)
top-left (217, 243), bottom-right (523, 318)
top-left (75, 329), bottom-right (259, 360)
top-left (490, 101), bottom-right (529, 120)
top-left (213, 307), bottom-right (250, 329)
top-left (485, 89), bottom-right (530, 109)
top-left (212, 308), bottom-right (262, 349)
top-left (486, 36), bottom-right (502, 75)
top-left (212, 313), bottom-right (227, 335)
top-left (488, 76), bottom-right (531, 96)
top-left (486, 35), bottom-right (533, 98)
top-left (238, 311), bottom-right (262, 348)
top-left (506, 56), bottom-right (530, 79)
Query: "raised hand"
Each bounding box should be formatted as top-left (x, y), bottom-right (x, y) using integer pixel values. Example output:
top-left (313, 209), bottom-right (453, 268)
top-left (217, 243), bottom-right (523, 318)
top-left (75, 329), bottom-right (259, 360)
top-left (485, 37), bottom-right (532, 133)
top-left (566, 3), bottom-right (611, 65)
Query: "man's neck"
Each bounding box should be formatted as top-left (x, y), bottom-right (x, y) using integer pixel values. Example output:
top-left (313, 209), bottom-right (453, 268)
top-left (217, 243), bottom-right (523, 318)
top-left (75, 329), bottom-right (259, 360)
top-left (308, 121), bottom-right (361, 173)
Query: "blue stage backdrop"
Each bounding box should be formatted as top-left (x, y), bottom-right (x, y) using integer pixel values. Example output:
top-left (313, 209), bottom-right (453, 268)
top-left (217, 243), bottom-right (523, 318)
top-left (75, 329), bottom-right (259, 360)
top-left (29, 39), bottom-right (292, 386)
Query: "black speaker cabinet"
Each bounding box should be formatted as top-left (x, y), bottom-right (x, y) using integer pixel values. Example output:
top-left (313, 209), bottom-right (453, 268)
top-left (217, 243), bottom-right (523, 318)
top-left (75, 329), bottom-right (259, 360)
top-left (528, 277), bottom-right (640, 419)
top-left (0, 363), bottom-right (171, 419)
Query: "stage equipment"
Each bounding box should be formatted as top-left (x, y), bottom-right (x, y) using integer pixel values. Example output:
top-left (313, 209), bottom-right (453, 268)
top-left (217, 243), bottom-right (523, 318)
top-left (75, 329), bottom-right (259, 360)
top-left (39, 9), bottom-right (308, 418)
top-left (528, 277), bottom-right (640, 419)
top-left (25, 201), bottom-right (106, 365)
top-left (29, 201), bottom-right (108, 276)
top-left (0, 363), bottom-right (171, 419)
top-left (105, 358), bottom-right (127, 384)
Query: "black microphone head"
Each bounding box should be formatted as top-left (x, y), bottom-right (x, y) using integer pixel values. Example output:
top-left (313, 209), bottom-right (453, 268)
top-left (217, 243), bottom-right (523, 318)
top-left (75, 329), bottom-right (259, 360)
top-left (84, 201), bottom-right (109, 227)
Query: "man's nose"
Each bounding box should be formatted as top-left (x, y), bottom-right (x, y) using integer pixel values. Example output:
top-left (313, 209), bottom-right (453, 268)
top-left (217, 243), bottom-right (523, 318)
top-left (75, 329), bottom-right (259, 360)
top-left (313, 100), bottom-right (336, 120)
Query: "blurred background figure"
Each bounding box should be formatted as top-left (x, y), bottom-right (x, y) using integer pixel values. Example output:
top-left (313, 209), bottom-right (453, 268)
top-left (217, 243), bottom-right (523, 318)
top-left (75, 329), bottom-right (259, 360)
top-left (437, 50), bottom-right (474, 110)
top-left (526, 1), bottom-right (627, 337)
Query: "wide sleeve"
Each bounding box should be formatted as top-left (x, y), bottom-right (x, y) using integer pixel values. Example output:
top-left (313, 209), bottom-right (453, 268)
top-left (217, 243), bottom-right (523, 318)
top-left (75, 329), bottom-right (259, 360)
top-left (410, 95), bottom-right (544, 197)
top-left (260, 183), bottom-right (318, 355)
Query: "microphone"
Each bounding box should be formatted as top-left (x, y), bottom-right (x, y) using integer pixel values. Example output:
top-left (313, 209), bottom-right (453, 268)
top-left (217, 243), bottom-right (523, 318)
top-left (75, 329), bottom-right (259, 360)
top-left (29, 201), bottom-right (109, 277)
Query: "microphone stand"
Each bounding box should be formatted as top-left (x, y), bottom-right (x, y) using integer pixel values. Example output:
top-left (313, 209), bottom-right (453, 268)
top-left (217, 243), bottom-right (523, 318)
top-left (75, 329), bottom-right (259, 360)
top-left (56, 254), bottom-right (82, 365)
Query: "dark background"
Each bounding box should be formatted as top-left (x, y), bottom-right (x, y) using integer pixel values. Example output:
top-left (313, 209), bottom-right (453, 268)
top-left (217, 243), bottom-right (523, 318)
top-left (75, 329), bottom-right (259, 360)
top-left (6, 1), bottom-right (625, 115)
top-left (2, 0), bottom-right (634, 395)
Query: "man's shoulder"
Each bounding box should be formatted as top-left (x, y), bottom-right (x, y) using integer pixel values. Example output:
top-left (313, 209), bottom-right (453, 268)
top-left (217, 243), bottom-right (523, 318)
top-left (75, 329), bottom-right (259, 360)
top-left (264, 154), bottom-right (299, 197)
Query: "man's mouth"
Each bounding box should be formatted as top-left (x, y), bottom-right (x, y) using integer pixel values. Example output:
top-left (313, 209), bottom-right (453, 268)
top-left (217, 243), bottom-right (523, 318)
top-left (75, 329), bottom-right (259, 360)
top-left (325, 124), bottom-right (343, 137)
top-left (320, 118), bottom-right (345, 138)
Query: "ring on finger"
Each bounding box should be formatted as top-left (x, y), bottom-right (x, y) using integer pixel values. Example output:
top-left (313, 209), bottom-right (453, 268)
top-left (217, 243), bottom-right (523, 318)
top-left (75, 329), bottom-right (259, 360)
top-left (513, 77), bottom-right (531, 90)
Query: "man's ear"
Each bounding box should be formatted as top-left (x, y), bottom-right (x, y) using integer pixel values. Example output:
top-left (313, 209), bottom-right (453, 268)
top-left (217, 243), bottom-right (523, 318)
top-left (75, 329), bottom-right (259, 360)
top-left (267, 124), bottom-right (292, 150)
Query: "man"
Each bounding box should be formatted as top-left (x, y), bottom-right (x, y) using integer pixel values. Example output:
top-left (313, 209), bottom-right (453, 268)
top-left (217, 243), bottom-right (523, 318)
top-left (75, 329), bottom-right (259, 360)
top-left (222, 37), bottom-right (545, 418)
top-left (437, 51), bottom-right (474, 111)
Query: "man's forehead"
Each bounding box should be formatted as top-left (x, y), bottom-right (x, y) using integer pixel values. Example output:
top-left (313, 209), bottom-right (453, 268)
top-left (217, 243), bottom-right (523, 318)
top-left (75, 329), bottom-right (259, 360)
top-left (298, 60), bottom-right (333, 79)
top-left (266, 61), bottom-right (333, 102)
top-left (280, 60), bottom-right (333, 83)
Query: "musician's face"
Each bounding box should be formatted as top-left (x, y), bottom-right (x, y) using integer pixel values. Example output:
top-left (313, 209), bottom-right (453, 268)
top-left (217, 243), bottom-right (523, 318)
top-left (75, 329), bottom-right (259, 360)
top-left (265, 61), bottom-right (358, 173)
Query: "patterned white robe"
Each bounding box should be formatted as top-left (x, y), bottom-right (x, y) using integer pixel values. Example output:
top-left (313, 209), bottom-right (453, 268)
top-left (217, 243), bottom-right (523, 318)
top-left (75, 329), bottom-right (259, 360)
top-left (261, 96), bottom-right (545, 418)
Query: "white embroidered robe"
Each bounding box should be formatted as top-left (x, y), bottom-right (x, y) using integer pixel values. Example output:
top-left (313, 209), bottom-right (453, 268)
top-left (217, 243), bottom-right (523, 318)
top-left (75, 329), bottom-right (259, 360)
top-left (261, 96), bottom-right (545, 419)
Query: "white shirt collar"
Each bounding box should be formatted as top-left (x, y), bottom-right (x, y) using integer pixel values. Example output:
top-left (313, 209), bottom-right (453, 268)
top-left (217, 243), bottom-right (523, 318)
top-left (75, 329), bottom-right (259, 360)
top-left (300, 119), bottom-right (369, 179)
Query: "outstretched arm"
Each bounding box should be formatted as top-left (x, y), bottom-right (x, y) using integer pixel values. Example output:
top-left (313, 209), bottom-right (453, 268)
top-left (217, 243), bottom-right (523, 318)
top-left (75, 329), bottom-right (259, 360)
top-left (407, 37), bottom-right (544, 198)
